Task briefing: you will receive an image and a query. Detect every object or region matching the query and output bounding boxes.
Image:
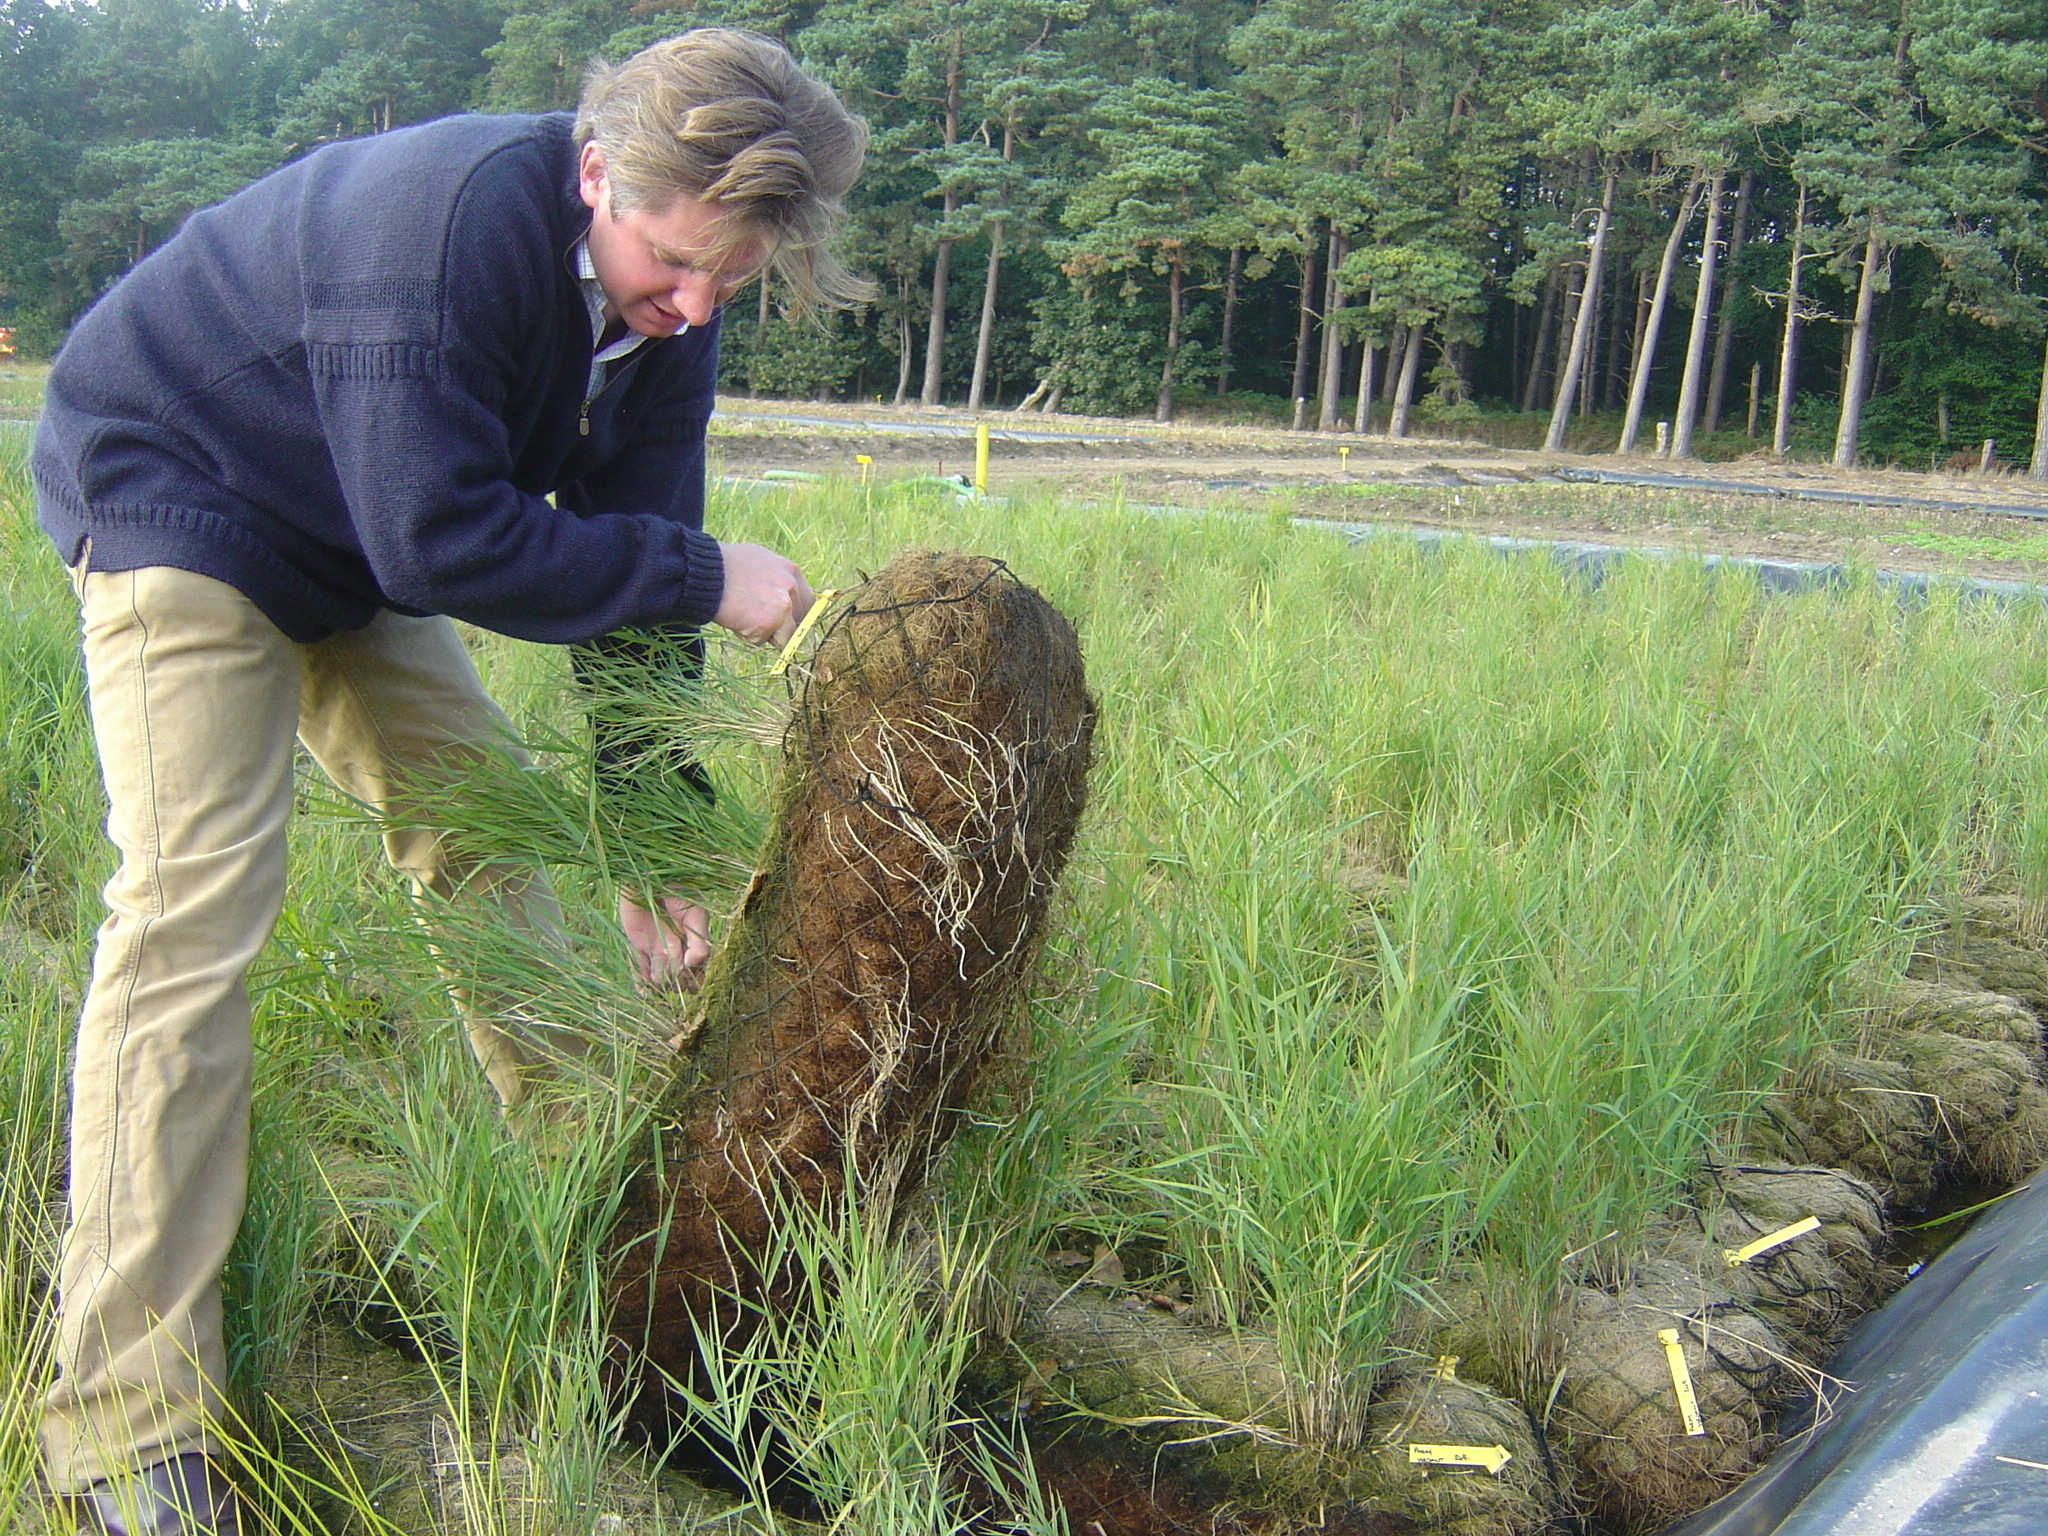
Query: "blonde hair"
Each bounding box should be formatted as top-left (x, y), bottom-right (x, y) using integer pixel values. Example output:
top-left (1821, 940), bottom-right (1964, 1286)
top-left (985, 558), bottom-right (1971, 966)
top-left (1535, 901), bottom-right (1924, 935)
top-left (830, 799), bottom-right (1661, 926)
top-left (575, 29), bottom-right (874, 312)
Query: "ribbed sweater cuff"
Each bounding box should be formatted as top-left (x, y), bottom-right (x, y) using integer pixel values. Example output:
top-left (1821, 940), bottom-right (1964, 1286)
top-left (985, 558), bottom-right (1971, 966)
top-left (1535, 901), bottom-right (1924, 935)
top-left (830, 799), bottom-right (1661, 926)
top-left (673, 524), bottom-right (726, 628)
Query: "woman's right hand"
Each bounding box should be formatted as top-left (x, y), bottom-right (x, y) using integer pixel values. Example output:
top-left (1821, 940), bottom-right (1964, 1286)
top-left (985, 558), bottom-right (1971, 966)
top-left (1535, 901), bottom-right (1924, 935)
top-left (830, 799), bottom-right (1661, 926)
top-left (714, 542), bottom-right (813, 647)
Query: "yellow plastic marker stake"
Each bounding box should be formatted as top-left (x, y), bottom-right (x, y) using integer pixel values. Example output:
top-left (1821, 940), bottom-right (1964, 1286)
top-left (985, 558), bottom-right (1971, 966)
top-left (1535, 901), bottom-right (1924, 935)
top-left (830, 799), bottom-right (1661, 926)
top-left (855, 453), bottom-right (872, 484)
top-left (974, 422), bottom-right (990, 493)
top-left (1408, 1444), bottom-right (1513, 1476)
top-left (770, 588), bottom-right (840, 677)
top-left (1430, 1354), bottom-right (1461, 1382)
top-left (1658, 1328), bottom-right (1706, 1437)
top-left (1339, 445), bottom-right (1351, 470)
top-left (1723, 1216), bottom-right (1822, 1268)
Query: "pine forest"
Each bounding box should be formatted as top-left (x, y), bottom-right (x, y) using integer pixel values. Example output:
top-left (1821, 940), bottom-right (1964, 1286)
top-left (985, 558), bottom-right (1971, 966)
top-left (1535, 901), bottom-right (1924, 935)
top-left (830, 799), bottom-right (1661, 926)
top-left (2, 0), bottom-right (2046, 471)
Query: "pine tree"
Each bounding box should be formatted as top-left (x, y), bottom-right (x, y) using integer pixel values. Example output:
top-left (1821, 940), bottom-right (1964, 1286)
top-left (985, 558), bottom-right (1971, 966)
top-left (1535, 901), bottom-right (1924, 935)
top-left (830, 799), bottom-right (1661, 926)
top-left (1227, 0), bottom-right (1375, 429)
top-left (1912, 0), bottom-right (2048, 476)
top-left (1616, 168), bottom-right (1701, 454)
top-left (1789, 0), bottom-right (1933, 467)
top-left (1058, 74), bottom-right (1245, 422)
top-left (1701, 168), bottom-right (1754, 434)
top-left (3, 0), bottom-right (2042, 443)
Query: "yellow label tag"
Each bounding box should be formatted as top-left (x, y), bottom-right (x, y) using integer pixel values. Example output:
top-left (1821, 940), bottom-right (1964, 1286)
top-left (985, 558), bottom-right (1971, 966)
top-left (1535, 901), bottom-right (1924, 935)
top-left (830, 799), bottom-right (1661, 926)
top-left (1429, 1354), bottom-right (1460, 1382)
top-left (771, 589), bottom-right (841, 676)
top-left (1658, 1328), bottom-right (1706, 1436)
top-left (1407, 1443), bottom-right (1512, 1475)
top-left (1723, 1215), bottom-right (1822, 1267)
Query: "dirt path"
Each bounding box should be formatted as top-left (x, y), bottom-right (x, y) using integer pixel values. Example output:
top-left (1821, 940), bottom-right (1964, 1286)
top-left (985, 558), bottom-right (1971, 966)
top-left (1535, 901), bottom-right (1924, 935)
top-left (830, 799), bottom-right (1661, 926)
top-left (710, 401), bottom-right (2048, 587)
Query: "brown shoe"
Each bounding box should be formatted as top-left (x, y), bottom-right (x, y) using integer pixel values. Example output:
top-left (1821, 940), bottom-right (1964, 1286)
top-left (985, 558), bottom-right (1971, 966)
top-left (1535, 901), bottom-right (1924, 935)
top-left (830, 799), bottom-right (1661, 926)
top-left (67, 1453), bottom-right (244, 1536)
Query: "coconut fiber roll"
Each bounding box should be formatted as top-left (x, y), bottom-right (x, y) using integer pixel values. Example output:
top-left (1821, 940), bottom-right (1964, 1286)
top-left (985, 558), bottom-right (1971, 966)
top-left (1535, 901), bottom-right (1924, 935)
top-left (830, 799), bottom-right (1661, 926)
top-left (604, 551), bottom-right (1096, 1426)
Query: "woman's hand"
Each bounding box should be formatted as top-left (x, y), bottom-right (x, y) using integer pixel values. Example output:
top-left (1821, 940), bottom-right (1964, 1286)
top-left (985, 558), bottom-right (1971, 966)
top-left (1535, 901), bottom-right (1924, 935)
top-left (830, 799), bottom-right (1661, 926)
top-left (715, 542), bottom-right (813, 648)
top-left (618, 894), bottom-right (711, 990)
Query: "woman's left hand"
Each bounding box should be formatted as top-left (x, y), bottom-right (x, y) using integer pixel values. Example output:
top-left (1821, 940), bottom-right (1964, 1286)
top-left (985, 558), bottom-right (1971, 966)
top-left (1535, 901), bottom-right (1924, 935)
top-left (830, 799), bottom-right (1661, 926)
top-left (618, 894), bottom-right (711, 990)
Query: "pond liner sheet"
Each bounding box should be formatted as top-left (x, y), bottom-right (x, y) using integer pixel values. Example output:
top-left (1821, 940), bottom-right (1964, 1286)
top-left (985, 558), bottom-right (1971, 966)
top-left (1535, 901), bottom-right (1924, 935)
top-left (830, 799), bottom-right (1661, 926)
top-left (720, 473), bottom-right (2048, 606)
top-left (717, 409), bottom-right (1146, 444)
top-left (1651, 1162), bottom-right (2048, 1536)
top-left (1549, 465), bottom-right (2048, 523)
top-left (1313, 519), bottom-right (2048, 606)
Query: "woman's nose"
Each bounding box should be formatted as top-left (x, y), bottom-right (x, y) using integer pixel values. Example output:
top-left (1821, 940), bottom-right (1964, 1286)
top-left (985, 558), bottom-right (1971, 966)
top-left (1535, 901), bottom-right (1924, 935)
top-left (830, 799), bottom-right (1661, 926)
top-left (673, 273), bottom-right (721, 327)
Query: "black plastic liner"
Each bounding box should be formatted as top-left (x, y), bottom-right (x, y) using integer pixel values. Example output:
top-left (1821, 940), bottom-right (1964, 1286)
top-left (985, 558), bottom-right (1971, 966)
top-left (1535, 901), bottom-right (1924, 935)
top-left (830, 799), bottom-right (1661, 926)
top-left (1324, 521), bottom-right (2048, 606)
top-left (1551, 465), bottom-right (2048, 523)
top-left (1656, 1167), bottom-right (2048, 1536)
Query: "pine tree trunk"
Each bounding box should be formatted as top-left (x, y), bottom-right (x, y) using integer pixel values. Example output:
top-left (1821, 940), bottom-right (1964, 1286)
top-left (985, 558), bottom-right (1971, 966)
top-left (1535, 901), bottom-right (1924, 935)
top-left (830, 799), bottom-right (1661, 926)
top-left (919, 38), bottom-right (962, 407)
top-left (1702, 169), bottom-right (1754, 434)
top-left (1773, 183), bottom-right (1807, 457)
top-left (893, 276), bottom-right (914, 405)
top-left (1521, 268), bottom-right (1561, 412)
top-left (1217, 247), bottom-right (1241, 397)
top-left (968, 224), bottom-right (1002, 411)
top-left (1156, 247), bottom-right (1184, 424)
top-left (1545, 172), bottom-right (1615, 451)
top-left (1618, 173), bottom-right (1703, 454)
top-left (1354, 339), bottom-right (1377, 433)
top-left (1290, 235), bottom-right (1320, 411)
top-left (967, 124), bottom-right (1015, 413)
top-left (921, 238), bottom-right (953, 406)
top-left (1669, 170), bottom-right (1728, 459)
top-left (1832, 230), bottom-right (1883, 468)
top-left (1550, 264), bottom-right (1581, 410)
top-left (1603, 265), bottom-right (1631, 410)
top-left (1617, 268), bottom-right (1648, 410)
top-left (1384, 322), bottom-right (1409, 403)
top-left (2032, 325), bottom-right (2048, 479)
top-left (1511, 283), bottom-right (1524, 399)
top-left (1577, 264), bottom-right (1603, 418)
top-left (1317, 230), bottom-right (1348, 430)
top-left (1389, 322), bottom-right (1427, 438)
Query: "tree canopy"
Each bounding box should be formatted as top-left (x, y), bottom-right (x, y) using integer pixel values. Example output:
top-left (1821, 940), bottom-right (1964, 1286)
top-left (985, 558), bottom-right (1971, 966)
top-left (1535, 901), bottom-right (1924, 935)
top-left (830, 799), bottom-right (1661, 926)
top-left (4, 0), bottom-right (2045, 468)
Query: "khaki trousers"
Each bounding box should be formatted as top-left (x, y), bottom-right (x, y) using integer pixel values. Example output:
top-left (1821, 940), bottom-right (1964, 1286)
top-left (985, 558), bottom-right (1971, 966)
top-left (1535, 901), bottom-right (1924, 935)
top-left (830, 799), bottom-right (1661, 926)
top-left (46, 564), bottom-right (568, 1490)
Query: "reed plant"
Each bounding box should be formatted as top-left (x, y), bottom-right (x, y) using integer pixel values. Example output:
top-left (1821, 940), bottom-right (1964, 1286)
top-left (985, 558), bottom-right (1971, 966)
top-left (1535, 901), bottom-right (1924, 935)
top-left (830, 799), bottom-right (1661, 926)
top-left (661, 1176), bottom-right (1064, 1536)
top-left (7, 444), bottom-right (2048, 1526)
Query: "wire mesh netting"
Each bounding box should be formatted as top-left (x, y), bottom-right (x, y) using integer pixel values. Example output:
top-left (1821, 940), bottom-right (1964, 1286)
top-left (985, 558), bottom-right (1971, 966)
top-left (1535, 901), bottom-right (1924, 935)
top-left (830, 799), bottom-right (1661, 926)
top-left (603, 550), bottom-right (1096, 1429)
top-left (1743, 1048), bottom-right (1942, 1209)
top-left (1553, 1279), bottom-right (1789, 1529)
top-left (1641, 1164), bottom-right (1888, 1348)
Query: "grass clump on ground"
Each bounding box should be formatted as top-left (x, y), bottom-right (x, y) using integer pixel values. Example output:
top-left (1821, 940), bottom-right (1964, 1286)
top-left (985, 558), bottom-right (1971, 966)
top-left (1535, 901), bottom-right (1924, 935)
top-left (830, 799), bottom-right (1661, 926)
top-left (7, 445), bottom-right (2048, 1532)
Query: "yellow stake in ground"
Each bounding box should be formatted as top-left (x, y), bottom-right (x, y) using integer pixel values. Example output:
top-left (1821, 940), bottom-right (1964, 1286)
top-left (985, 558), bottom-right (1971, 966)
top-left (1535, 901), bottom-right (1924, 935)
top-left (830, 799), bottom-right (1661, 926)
top-left (1407, 1444), bottom-right (1513, 1475)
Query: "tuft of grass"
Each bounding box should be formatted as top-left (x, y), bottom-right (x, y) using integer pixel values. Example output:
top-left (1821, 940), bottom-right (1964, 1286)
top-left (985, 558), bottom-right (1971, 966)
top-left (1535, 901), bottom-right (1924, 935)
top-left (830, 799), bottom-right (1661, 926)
top-left (1887, 522), bottom-right (2048, 566)
top-left (661, 1174), bottom-right (1064, 1536)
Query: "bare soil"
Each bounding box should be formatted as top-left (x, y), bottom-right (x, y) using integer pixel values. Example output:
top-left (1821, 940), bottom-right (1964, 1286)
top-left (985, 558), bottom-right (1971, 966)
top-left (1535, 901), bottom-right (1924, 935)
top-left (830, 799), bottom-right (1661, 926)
top-left (709, 401), bottom-right (2048, 587)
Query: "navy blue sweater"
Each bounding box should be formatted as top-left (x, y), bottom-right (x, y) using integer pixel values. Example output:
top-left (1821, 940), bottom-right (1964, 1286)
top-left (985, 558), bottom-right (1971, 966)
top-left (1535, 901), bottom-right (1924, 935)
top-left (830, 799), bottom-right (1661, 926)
top-left (32, 112), bottom-right (726, 646)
